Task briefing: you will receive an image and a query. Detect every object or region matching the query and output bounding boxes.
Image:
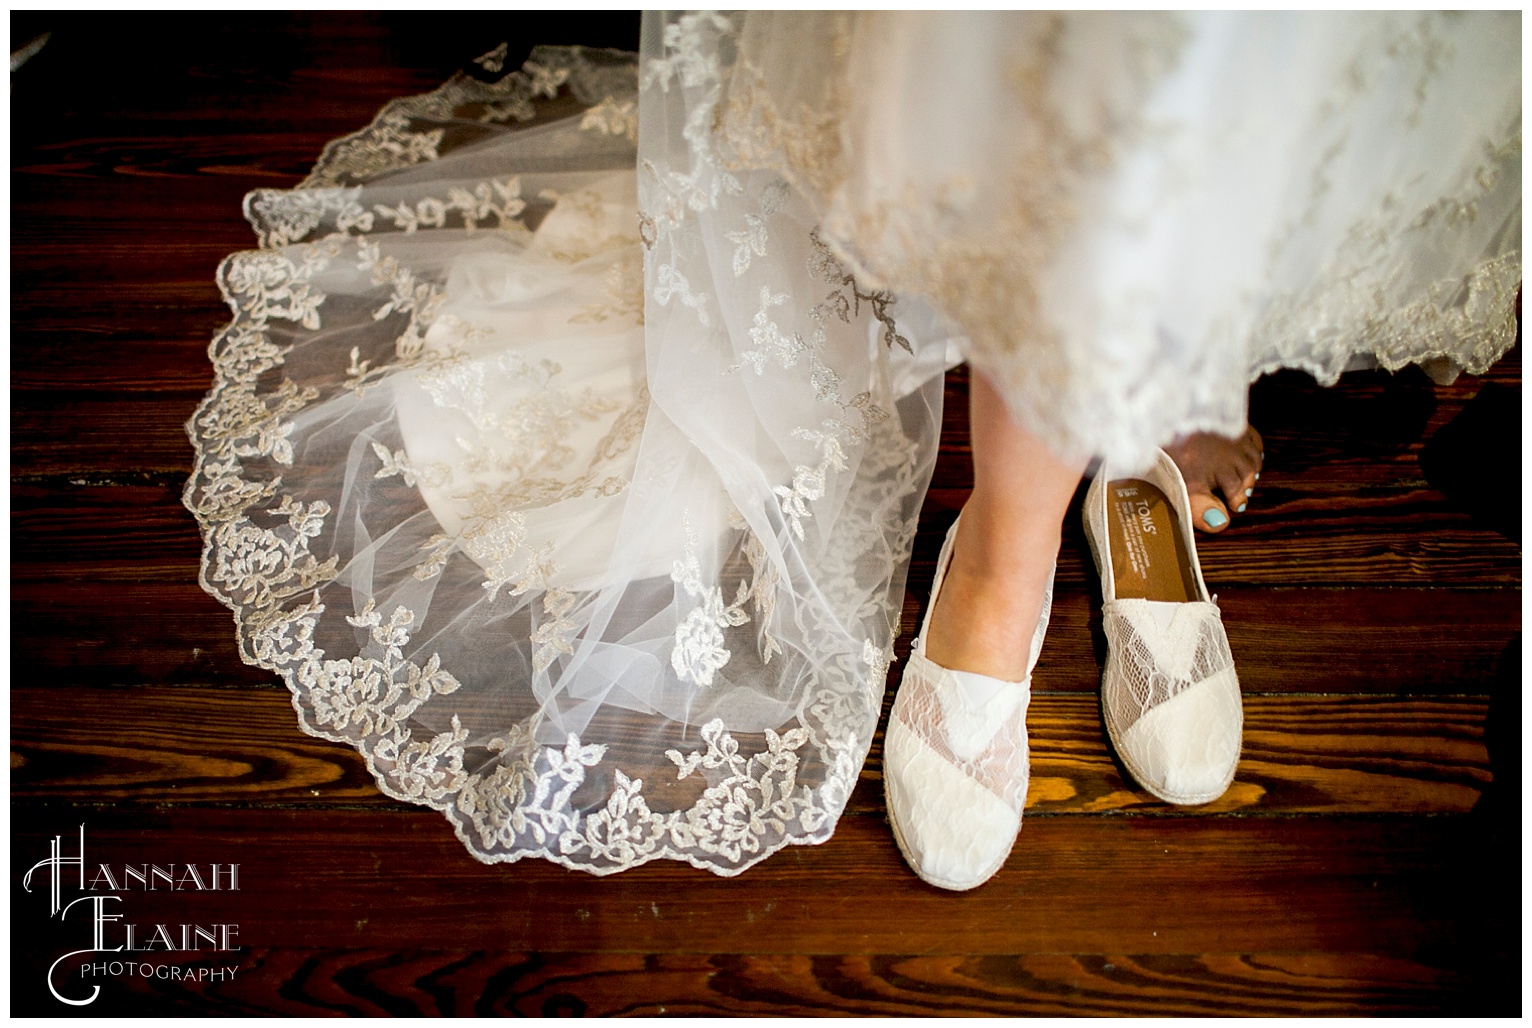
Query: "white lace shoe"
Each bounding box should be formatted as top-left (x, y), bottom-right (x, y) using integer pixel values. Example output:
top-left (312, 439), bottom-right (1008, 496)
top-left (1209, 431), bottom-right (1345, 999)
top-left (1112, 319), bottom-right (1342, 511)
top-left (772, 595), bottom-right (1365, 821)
top-left (884, 515), bottom-right (1053, 891)
top-left (1083, 448), bottom-right (1243, 806)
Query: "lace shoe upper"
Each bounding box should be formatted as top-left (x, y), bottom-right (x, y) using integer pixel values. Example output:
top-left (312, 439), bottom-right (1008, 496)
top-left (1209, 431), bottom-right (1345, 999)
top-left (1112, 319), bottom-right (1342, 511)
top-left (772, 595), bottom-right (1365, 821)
top-left (884, 515), bottom-right (1054, 889)
top-left (1085, 449), bottom-right (1243, 805)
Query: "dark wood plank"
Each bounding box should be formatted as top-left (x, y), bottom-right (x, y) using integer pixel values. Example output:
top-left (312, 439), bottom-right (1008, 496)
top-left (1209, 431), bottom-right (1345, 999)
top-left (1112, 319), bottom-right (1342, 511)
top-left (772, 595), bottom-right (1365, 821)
top-left (8, 948), bottom-right (1502, 1017)
top-left (10, 688), bottom-right (1490, 815)
top-left (11, 570), bottom-right (1518, 695)
top-left (11, 322), bottom-right (240, 395)
top-left (14, 133), bottom-right (360, 185)
top-left (12, 177), bottom-right (286, 240)
top-left (22, 403), bottom-right (1525, 557)
top-left (921, 488), bottom-right (1523, 587)
top-left (1022, 586), bottom-right (1519, 696)
top-left (9, 579), bottom-right (276, 686)
top-left (12, 479), bottom-right (203, 566)
top-left (8, 808), bottom-right (1505, 957)
top-left (11, 395), bottom-right (204, 477)
top-left (932, 359), bottom-right (1523, 491)
top-left (13, 478), bottom-right (1522, 592)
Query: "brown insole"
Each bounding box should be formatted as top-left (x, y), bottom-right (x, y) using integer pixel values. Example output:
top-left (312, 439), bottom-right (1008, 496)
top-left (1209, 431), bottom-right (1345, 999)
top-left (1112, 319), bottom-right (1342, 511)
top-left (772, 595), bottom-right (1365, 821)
top-left (1105, 478), bottom-right (1200, 603)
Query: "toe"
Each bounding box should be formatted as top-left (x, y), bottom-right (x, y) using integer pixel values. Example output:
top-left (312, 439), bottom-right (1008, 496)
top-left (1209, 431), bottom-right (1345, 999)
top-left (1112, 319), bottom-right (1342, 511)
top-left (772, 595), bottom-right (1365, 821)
top-left (1165, 427), bottom-right (1265, 532)
top-left (1246, 425), bottom-right (1265, 461)
top-left (1238, 428), bottom-right (1263, 474)
top-left (1189, 491), bottom-right (1231, 533)
top-left (1236, 427), bottom-right (1265, 511)
top-left (1213, 427), bottom-right (1262, 516)
top-left (1216, 463), bottom-right (1251, 516)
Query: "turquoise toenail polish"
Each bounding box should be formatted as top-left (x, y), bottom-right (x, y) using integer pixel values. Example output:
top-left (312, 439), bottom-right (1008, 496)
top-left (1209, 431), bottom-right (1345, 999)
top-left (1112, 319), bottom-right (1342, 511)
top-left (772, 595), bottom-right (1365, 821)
top-left (1254, 471), bottom-right (1260, 481)
top-left (1237, 502), bottom-right (1248, 513)
top-left (1244, 487), bottom-right (1253, 497)
top-left (1204, 509), bottom-right (1228, 528)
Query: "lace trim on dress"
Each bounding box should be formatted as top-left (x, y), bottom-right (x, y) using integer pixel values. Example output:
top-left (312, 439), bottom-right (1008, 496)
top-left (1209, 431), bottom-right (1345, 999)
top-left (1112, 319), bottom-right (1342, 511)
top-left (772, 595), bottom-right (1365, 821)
top-left (187, 41), bottom-right (926, 876)
top-left (303, 45), bottom-right (642, 189)
top-left (710, 12), bottom-right (1520, 468)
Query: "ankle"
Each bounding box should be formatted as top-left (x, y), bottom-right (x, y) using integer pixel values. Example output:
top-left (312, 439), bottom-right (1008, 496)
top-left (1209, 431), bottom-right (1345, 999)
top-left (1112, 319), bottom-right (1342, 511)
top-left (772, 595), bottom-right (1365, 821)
top-left (923, 555), bottom-right (1051, 683)
top-left (947, 521), bottom-right (1061, 586)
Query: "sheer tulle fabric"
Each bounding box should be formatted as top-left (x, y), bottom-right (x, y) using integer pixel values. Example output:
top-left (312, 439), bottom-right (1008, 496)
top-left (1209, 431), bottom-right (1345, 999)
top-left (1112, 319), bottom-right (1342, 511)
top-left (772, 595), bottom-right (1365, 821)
top-left (187, 43), bottom-right (943, 875)
top-left (186, 13), bottom-right (1519, 875)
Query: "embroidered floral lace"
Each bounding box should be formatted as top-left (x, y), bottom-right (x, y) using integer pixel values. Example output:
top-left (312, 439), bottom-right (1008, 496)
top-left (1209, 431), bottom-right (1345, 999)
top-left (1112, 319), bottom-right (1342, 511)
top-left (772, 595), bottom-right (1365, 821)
top-left (187, 13), bottom-right (1519, 876)
top-left (716, 12), bottom-right (1521, 468)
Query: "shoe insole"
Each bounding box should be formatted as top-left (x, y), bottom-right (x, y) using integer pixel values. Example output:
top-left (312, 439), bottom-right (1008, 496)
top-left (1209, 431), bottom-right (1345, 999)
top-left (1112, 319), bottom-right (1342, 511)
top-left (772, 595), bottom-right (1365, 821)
top-left (1105, 478), bottom-right (1200, 603)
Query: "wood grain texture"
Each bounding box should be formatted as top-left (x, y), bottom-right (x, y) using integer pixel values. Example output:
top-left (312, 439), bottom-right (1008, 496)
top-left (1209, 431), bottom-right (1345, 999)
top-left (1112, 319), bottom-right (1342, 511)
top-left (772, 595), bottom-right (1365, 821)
top-left (9, 949), bottom-right (1504, 1017)
top-left (14, 386), bottom-right (1525, 584)
top-left (14, 569), bottom-right (1518, 695)
top-left (9, 808), bottom-right (1511, 957)
top-left (14, 473), bottom-right (1523, 589)
top-left (11, 688), bottom-right (1490, 816)
top-left (917, 489), bottom-right (1522, 588)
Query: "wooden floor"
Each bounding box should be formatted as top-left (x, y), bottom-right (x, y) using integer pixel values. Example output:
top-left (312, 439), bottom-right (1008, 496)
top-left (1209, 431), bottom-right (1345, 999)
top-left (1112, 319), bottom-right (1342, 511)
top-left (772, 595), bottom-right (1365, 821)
top-left (11, 14), bottom-right (1521, 1017)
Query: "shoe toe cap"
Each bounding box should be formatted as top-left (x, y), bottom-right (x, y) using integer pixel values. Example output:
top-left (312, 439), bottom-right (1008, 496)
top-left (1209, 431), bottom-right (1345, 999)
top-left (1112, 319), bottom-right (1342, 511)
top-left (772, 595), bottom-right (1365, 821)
top-left (1116, 668), bottom-right (1242, 805)
top-left (885, 717), bottom-right (1021, 890)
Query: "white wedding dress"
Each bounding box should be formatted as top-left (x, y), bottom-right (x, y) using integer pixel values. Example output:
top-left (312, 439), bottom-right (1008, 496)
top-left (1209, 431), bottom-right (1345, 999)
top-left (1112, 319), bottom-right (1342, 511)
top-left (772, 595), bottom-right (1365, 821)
top-left (185, 12), bottom-right (1520, 875)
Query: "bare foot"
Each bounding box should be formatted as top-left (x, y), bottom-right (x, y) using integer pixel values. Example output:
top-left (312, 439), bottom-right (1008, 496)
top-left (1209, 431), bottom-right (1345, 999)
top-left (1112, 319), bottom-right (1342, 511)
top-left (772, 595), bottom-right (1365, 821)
top-left (1164, 427), bottom-right (1264, 534)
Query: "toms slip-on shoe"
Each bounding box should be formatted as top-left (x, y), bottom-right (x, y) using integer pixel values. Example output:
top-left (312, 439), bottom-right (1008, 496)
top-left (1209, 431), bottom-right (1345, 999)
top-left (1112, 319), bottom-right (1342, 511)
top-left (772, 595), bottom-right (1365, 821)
top-left (884, 514), bottom-right (1054, 890)
top-left (1083, 448), bottom-right (1243, 806)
